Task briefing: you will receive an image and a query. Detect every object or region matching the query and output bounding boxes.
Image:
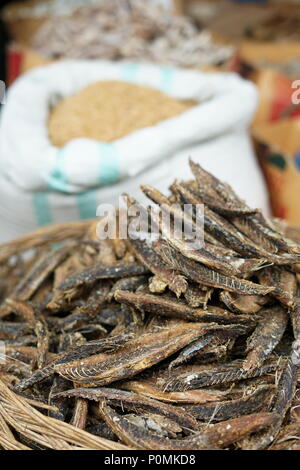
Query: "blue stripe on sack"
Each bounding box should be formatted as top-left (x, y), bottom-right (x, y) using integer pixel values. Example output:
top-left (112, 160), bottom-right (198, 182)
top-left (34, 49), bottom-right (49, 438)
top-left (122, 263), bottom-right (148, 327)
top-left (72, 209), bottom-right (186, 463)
top-left (48, 148), bottom-right (69, 192)
top-left (98, 143), bottom-right (120, 186)
top-left (160, 67), bottom-right (174, 93)
top-left (76, 144), bottom-right (119, 220)
top-left (76, 190), bottom-right (99, 220)
top-left (32, 193), bottom-right (53, 226)
top-left (121, 63), bottom-right (139, 82)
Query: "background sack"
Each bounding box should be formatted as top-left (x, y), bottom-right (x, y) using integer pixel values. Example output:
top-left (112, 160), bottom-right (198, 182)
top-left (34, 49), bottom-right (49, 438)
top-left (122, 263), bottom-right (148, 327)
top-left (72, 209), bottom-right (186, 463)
top-left (251, 69), bottom-right (300, 125)
top-left (254, 118), bottom-right (300, 227)
top-left (0, 60), bottom-right (268, 242)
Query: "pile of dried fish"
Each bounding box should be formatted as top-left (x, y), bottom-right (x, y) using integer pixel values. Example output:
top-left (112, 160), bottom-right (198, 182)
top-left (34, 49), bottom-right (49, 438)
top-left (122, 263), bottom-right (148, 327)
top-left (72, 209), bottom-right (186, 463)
top-left (3, 0), bottom-right (101, 20)
top-left (31, 0), bottom-right (234, 67)
top-left (0, 160), bottom-right (300, 450)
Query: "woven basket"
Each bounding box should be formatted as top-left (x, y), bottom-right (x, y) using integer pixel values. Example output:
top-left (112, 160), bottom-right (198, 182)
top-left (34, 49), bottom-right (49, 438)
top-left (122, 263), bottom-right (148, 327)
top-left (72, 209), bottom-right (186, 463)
top-left (0, 379), bottom-right (130, 450)
top-left (0, 221), bottom-right (132, 450)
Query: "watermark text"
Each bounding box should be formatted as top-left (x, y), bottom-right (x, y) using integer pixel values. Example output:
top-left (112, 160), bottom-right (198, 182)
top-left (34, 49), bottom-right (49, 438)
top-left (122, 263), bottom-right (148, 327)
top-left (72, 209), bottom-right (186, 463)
top-left (292, 80), bottom-right (300, 105)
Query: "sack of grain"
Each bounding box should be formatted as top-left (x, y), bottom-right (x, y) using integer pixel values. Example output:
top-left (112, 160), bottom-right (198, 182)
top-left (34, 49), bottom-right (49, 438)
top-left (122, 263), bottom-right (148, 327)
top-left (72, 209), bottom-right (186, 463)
top-left (0, 60), bottom-right (268, 241)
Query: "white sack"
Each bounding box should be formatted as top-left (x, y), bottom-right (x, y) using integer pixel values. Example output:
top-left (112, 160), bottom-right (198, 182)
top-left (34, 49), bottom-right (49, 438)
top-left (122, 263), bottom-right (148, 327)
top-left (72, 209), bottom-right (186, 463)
top-left (0, 60), bottom-right (268, 242)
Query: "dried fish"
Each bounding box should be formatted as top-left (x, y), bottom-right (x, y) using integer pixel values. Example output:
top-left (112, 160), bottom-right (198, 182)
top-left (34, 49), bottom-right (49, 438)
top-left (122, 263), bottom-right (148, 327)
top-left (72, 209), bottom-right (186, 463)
top-left (122, 380), bottom-right (230, 404)
top-left (170, 182), bottom-right (269, 259)
top-left (4, 300), bottom-right (36, 324)
top-left (197, 193), bottom-right (259, 218)
top-left (114, 290), bottom-right (255, 325)
top-left (154, 240), bottom-right (273, 296)
top-left (270, 439), bottom-right (300, 450)
top-left (125, 413), bottom-right (182, 439)
top-left (1, 158), bottom-right (299, 450)
top-left (193, 338), bottom-right (235, 364)
top-left (234, 212), bottom-right (300, 257)
top-left (190, 161), bottom-right (300, 256)
top-left (271, 358), bottom-right (298, 418)
top-left (112, 237), bottom-right (127, 260)
top-left (271, 422), bottom-right (300, 450)
top-left (4, 346), bottom-right (38, 365)
top-left (184, 284), bottom-right (213, 308)
top-left (53, 323), bottom-right (215, 387)
top-left (86, 421), bottom-right (116, 441)
top-left (70, 283), bottom-right (110, 318)
top-left (148, 275), bottom-right (168, 294)
top-left (291, 296), bottom-right (300, 365)
top-left (127, 238), bottom-right (187, 298)
top-left (55, 311), bottom-right (107, 334)
top-left (70, 399), bottom-right (88, 430)
top-left (14, 332), bottom-right (135, 391)
top-left (34, 319), bottom-right (50, 369)
top-left (0, 221), bottom-right (90, 264)
top-left (58, 262), bottom-right (148, 291)
top-left (240, 357), bottom-right (298, 449)
top-left (158, 358), bottom-right (282, 392)
top-left (220, 291), bottom-right (269, 315)
top-left (54, 387), bottom-right (198, 431)
top-left (189, 159), bottom-right (245, 210)
top-left (108, 276), bottom-right (148, 301)
top-left (244, 306), bottom-right (288, 370)
top-left (258, 267), bottom-right (297, 308)
top-left (184, 385), bottom-right (274, 422)
top-left (31, 0), bottom-right (234, 68)
top-left (99, 403), bottom-right (277, 450)
top-left (55, 282), bottom-right (110, 332)
top-left (142, 184), bottom-right (265, 277)
top-left (0, 322), bottom-right (31, 341)
top-left (169, 324), bottom-right (249, 369)
top-left (142, 184), bottom-right (242, 276)
top-left (11, 244), bottom-right (75, 302)
top-left (48, 375), bottom-right (70, 421)
top-left (97, 402), bottom-right (199, 450)
top-left (289, 389), bottom-right (300, 422)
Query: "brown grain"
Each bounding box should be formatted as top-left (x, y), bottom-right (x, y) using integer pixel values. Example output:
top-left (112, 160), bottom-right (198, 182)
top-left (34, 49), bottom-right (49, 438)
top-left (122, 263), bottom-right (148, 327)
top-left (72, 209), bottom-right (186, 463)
top-left (48, 80), bottom-right (195, 147)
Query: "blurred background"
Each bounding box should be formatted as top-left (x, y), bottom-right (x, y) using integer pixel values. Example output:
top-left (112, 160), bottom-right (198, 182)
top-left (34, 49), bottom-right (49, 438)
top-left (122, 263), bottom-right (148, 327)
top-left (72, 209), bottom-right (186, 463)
top-left (0, 0), bottom-right (299, 241)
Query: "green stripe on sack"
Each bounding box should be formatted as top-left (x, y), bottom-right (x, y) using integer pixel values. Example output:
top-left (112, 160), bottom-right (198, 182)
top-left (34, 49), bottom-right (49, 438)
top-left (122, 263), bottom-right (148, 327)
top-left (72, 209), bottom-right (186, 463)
top-left (121, 63), bottom-right (139, 82)
top-left (75, 143), bottom-right (119, 220)
top-left (76, 190), bottom-right (99, 220)
top-left (32, 192), bottom-right (53, 226)
top-left (98, 143), bottom-right (120, 185)
top-left (48, 148), bottom-right (69, 192)
top-left (160, 67), bottom-right (174, 93)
